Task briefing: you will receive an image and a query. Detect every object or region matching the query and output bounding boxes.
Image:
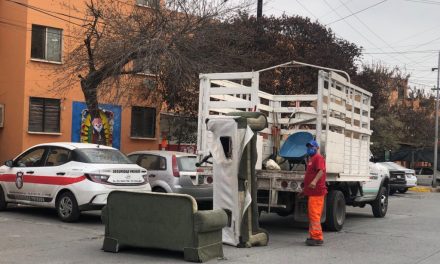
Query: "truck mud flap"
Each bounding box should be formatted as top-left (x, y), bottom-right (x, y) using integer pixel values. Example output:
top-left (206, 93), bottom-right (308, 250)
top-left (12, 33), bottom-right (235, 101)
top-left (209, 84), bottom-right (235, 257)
top-left (294, 196), bottom-right (326, 223)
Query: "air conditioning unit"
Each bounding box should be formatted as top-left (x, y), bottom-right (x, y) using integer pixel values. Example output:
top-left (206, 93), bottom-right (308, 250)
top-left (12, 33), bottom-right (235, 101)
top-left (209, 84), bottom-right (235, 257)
top-left (0, 104), bottom-right (4, 128)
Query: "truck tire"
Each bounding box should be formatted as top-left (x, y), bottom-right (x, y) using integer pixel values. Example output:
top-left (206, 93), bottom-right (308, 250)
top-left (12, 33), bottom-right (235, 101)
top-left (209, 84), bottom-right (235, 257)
top-left (0, 186), bottom-right (7, 211)
top-left (276, 192), bottom-right (294, 217)
top-left (324, 190), bottom-right (346, 231)
top-left (398, 188), bottom-right (408, 194)
top-left (371, 186), bottom-right (388, 218)
top-left (389, 189), bottom-right (396, 195)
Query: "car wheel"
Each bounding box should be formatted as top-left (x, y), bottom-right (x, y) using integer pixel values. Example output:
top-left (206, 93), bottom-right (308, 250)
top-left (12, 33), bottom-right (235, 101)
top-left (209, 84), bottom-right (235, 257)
top-left (371, 186), bottom-right (388, 218)
top-left (0, 186), bottom-right (7, 211)
top-left (389, 188), bottom-right (396, 195)
top-left (324, 190), bottom-right (346, 231)
top-left (56, 191), bottom-right (80, 222)
top-left (152, 187), bottom-right (167, 193)
top-left (398, 188), bottom-right (408, 194)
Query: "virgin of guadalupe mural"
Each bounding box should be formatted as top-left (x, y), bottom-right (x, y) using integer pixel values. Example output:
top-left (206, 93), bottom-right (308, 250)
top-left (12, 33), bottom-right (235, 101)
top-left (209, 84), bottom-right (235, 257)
top-left (72, 101), bottom-right (121, 149)
top-left (80, 109), bottom-right (114, 146)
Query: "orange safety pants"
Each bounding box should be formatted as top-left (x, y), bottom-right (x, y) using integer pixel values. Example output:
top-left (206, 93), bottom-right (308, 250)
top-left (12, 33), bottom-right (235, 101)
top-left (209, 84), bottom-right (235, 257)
top-left (308, 195), bottom-right (325, 241)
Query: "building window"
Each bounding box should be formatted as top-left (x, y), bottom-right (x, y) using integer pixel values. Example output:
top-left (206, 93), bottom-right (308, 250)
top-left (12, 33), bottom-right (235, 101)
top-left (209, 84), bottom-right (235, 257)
top-left (28, 97), bottom-right (61, 133)
top-left (31, 25), bottom-right (62, 62)
top-left (136, 0), bottom-right (159, 8)
top-left (131, 106), bottom-right (156, 138)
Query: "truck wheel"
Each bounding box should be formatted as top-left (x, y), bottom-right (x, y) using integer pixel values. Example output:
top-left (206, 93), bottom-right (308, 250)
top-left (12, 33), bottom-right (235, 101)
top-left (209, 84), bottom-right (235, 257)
top-left (397, 188), bottom-right (408, 194)
top-left (389, 189), bottom-right (396, 195)
top-left (276, 192), bottom-right (294, 217)
top-left (371, 186), bottom-right (388, 218)
top-left (324, 190), bottom-right (346, 231)
top-left (276, 210), bottom-right (290, 217)
top-left (0, 187), bottom-right (7, 211)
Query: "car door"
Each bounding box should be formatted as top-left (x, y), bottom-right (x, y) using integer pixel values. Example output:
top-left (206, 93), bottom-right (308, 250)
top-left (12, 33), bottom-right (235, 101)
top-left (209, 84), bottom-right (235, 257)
top-left (363, 163), bottom-right (384, 199)
top-left (2, 146), bottom-right (48, 203)
top-left (421, 168), bottom-right (433, 185)
top-left (137, 154), bottom-right (168, 187)
top-left (35, 147), bottom-right (73, 203)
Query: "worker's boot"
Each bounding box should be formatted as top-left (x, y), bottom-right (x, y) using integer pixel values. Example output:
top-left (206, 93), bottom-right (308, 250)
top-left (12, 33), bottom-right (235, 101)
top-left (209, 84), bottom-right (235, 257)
top-left (305, 238), bottom-right (324, 246)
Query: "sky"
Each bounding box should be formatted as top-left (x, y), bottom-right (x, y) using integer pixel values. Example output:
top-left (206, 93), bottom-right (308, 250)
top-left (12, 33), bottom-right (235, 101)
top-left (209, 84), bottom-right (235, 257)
top-left (261, 0), bottom-right (440, 95)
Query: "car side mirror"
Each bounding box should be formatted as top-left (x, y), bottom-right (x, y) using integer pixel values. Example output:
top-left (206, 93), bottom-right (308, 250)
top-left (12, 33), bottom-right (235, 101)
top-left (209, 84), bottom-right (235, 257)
top-left (4, 160), bottom-right (13, 167)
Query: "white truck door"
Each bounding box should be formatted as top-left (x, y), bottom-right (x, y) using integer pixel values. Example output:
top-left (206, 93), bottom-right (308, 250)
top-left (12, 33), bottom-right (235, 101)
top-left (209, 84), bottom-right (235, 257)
top-left (363, 162), bottom-right (384, 199)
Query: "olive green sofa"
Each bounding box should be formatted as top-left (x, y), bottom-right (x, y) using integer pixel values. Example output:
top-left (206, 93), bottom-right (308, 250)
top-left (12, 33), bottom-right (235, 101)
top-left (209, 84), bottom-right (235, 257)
top-left (101, 191), bottom-right (228, 262)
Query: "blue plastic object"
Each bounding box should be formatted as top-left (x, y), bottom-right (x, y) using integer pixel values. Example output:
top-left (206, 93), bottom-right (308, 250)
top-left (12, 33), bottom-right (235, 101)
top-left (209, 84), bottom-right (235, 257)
top-left (279, 132), bottom-right (314, 161)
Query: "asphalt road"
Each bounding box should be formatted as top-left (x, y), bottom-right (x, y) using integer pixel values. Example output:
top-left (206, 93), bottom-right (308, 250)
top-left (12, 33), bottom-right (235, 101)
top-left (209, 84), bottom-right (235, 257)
top-left (0, 191), bottom-right (439, 264)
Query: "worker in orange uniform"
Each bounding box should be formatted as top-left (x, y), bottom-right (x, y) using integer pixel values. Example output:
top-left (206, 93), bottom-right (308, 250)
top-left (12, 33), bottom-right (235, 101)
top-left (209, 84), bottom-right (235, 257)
top-left (302, 140), bottom-right (327, 246)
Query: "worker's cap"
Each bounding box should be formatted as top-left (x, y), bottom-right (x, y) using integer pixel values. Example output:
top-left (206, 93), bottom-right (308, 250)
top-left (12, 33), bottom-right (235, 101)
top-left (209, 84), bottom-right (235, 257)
top-left (306, 140), bottom-right (319, 148)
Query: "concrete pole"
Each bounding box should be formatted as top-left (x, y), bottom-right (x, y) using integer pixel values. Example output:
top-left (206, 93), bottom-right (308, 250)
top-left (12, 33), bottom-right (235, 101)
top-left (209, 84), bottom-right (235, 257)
top-left (257, 0), bottom-right (263, 18)
top-left (433, 51), bottom-right (440, 187)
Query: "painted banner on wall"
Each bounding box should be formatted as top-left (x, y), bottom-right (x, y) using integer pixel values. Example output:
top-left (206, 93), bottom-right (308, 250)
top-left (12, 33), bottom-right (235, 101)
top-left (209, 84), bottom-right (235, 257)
top-left (71, 101), bottom-right (121, 149)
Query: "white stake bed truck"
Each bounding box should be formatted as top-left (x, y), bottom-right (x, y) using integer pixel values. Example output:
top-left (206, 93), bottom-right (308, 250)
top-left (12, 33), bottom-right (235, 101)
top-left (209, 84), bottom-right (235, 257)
top-left (196, 61), bottom-right (390, 231)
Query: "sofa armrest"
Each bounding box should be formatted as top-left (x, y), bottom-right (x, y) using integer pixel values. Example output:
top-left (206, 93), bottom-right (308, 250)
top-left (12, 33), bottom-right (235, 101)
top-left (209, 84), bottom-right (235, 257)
top-left (194, 209), bottom-right (228, 233)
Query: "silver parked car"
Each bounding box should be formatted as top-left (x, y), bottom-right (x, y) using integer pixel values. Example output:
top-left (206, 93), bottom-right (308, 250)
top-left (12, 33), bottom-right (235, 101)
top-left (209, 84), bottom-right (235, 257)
top-left (127, 151), bottom-right (212, 201)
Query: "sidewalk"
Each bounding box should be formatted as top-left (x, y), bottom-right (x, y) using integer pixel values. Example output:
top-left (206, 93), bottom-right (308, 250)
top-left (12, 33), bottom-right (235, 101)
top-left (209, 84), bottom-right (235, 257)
top-left (409, 186), bottom-right (440, 193)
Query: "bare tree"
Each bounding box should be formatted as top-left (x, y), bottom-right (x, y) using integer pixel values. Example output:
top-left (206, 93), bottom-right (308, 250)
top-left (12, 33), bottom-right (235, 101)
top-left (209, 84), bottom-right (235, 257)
top-left (54, 0), bottom-right (252, 121)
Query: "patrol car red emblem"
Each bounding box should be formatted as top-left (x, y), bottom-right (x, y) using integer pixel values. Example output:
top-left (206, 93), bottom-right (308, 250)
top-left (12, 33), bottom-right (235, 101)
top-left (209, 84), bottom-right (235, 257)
top-left (15, 172), bottom-right (24, 189)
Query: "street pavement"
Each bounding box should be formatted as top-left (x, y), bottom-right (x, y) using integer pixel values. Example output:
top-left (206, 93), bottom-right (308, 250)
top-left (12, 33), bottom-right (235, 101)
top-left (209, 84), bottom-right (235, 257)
top-left (0, 191), bottom-right (439, 264)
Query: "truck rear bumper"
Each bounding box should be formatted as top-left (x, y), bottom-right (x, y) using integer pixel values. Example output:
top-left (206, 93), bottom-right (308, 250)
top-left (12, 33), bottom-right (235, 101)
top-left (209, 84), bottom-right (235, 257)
top-left (390, 183), bottom-right (407, 190)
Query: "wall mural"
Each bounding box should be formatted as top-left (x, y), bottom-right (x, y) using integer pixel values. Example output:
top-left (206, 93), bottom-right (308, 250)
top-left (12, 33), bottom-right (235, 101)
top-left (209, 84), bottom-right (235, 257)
top-left (72, 101), bottom-right (121, 149)
top-left (80, 109), bottom-right (113, 146)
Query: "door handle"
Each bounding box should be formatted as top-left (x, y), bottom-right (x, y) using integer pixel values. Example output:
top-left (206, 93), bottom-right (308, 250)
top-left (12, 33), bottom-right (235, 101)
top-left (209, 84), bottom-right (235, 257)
top-left (26, 171), bottom-right (34, 174)
top-left (149, 174), bottom-right (156, 178)
top-left (56, 172), bottom-right (66, 176)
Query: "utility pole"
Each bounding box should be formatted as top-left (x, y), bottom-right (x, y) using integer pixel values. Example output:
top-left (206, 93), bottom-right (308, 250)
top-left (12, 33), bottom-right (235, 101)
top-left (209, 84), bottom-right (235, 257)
top-left (432, 51), bottom-right (440, 188)
top-left (257, 0), bottom-right (263, 19)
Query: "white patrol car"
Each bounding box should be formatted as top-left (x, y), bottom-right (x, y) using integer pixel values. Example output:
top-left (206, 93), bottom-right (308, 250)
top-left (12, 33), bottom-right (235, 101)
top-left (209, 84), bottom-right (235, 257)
top-left (0, 142), bottom-right (151, 222)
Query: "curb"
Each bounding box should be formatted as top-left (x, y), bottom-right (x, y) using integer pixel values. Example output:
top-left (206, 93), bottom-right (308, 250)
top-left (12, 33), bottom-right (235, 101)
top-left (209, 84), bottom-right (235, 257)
top-left (409, 186), bottom-right (440, 193)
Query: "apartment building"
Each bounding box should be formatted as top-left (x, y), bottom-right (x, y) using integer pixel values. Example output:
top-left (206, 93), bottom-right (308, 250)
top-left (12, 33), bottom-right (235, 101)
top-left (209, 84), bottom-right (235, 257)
top-left (0, 0), bottom-right (161, 162)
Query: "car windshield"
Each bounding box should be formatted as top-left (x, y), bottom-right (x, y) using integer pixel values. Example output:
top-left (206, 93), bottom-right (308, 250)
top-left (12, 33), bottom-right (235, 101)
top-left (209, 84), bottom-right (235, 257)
top-left (417, 168), bottom-right (433, 175)
top-left (72, 148), bottom-right (133, 164)
top-left (177, 156), bottom-right (196, 171)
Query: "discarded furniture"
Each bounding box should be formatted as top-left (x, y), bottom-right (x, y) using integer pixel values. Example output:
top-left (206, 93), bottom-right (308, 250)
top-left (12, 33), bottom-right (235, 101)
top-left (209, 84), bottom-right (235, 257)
top-left (101, 191), bottom-right (228, 262)
top-left (207, 112), bottom-right (269, 247)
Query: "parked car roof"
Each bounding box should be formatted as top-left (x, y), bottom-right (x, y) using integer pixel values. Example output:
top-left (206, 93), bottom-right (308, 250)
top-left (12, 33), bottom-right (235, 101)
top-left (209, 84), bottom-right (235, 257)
top-left (378, 162), bottom-right (415, 173)
top-left (128, 150), bottom-right (196, 157)
top-left (32, 142), bottom-right (115, 150)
